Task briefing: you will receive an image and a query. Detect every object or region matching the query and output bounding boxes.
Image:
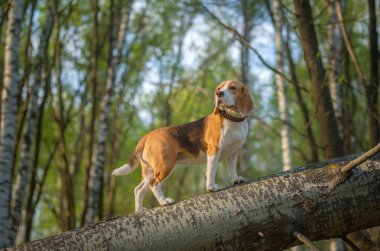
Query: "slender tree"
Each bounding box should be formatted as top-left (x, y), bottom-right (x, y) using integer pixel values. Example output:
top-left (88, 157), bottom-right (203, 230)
top-left (238, 0), bottom-right (254, 175)
top-left (0, 0), bottom-right (24, 248)
top-left (366, 0), bottom-right (379, 146)
top-left (274, 0), bottom-right (292, 171)
top-left (273, 3), bottom-right (298, 249)
top-left (81, 0), bottom-right (100, 225)
top-left (284, 30), bottom-right (319, 163)
top-left (24, 65), bottom-right (54, 242)
top-left (240, 0), bottom-right (253, 88)
top-left (293, 0), bottom-right (343, 159)
top-left (85, 0), bottom-right (134, 224)
top-left (327, 0), bottom-right (343, 136)
top-left (8, 3), bottom-right (55, 245)
top-left (267, 1), bottom-right (320, 164)
top-left (326, 2), bottom-right (346, 249)
top-left (11, 0), bottom-right (37, 182)
top-left (335, 0), bottom-right (378, 148)
top-left (53, 0), bottom-right (76, 231)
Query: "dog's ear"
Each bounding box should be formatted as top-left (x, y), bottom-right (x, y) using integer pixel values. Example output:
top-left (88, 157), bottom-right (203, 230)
top-left (213, 85), bottom-right (221, 115)
top-left (237, 86), bottom-right (253, 116)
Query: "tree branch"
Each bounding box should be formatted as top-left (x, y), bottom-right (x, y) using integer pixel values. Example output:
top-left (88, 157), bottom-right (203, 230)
top-left (197, 0), bottom-right (295, 85)
top-left (8, 153), bottom-right (380, 250)
top-left (340, 142), bottom-right (380, 173)
top-left (328, 142), bottom-right (380, 192)
top-left (293, 231), bottom-right (320, 251)
top-left (342, 236), bottom-right (360, 251)
top-left (335, 0), bottom-right (367, 87)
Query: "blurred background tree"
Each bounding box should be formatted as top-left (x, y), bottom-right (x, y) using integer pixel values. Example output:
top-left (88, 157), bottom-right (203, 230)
top-left (0, 0), bottom-right (378, 249)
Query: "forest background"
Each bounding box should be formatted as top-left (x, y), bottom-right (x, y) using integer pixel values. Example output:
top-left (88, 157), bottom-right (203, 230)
top-left (0, 0), bottom-right (378, 248)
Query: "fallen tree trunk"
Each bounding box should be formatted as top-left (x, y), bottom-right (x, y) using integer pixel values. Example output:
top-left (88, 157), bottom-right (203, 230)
top-left (9, 153), bottom-right (380, 250)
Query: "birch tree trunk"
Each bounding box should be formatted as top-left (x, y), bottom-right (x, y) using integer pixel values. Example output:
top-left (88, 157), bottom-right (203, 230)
top-left (8, 5), bottom-right (54, 245)
top-left (9, 153), bottom-right (380, 250)
top-left (81, 0), bottom-right (101, 226)
top-left (274, 1), bottom-right (298, 250)
top-left (53, 2), bottom-right (76, 231)
top-left (293, 0), bottom-right (343, 159)
top-left (327, 0), bottom-right (343, 137)
top-left (238, 0), bottom-right (254, 176)
top-left (240, 0), bottom-right (251, 88)
top-left (0, 0), bottom-right (24, 248)
top-left (327, 2), bottom-right (345, 250)
top-left (81, 0), bottom-right (100, 226)
top-left (24, 72), bottom-right (53, 242)
top-left (274, 0), bottom-right (292, 172)
top-left (85, 0), bottom-right (133, 224)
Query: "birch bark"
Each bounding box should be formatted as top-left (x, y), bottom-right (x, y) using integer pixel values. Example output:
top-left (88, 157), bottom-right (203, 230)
top-left (327, 0), bottom-right (343, 137)
top-left (0, 0), bottom-right (24, 248)
top-left (9, 153), bottom-right (380, 250)
top-left (85, 0), bottom-right (134, 224)
top-left (8, 6), bottom-right (54, 245)
top-left (274, 2), bottom-right (298, 250)
top-left (274, 0), bottom-right (292, 171)
top-left (81, 0), bottom-right (100, 226)
top-left (238, 0), bottom-right (253, 176)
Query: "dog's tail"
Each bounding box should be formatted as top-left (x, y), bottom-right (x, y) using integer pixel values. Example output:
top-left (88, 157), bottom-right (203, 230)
top-left (112, 135), bottom-right (147, 176)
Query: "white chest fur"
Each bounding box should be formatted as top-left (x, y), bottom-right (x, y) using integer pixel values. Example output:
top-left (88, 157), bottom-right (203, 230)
top-left (219, 119), bottom-right (248, 160)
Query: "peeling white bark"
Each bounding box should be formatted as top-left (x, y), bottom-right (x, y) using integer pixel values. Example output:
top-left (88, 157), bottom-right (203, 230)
top-left (10, 153), bottom-right (380, 250)
top-left (0, 0), bottom-right (24, 248)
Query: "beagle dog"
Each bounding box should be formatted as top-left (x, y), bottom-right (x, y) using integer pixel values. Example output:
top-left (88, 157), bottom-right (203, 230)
top-left (112, 80), bottom-right (253, 212)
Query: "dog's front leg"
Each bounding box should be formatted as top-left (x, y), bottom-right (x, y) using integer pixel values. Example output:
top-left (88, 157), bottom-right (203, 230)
top-left (227, 152), bottom-right (247, 185)
top-left (206, 152), bottom-right (221, 192)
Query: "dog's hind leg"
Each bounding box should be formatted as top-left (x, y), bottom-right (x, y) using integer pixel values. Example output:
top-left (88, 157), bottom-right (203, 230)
top-left (144, 132), bottom-right (178, 207)
top-left (149, 160), bottom-right (176, 206)
top-left (150, 180), bottom-right (175, 206)
top-left (134, 163), bottom-right (153, 212)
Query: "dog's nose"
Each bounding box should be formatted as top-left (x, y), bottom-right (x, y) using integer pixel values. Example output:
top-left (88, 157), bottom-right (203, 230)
top-left (217, 91), bottom-right (224, 97)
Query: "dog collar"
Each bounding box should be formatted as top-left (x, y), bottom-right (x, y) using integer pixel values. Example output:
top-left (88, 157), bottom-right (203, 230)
top-left (221, 110), bottom-right (246, 122)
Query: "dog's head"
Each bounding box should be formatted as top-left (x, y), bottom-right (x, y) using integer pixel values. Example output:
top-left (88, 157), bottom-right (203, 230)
top-left (213, 80), bottom-right (253, 116)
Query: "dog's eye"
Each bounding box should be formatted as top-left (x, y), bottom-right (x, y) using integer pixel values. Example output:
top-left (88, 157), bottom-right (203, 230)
top-left (229, 86), bottom-right (236, 91)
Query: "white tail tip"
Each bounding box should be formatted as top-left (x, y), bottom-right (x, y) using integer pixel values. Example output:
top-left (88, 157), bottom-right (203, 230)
top-left (112, 164), bottom-right (133, 176)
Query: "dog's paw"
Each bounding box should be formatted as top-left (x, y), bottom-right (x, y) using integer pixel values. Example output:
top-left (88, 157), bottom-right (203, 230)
top-left (161, 198), bottom-right (175, 206)
top-left (135, 207), bottom-right (147, 213)
top-left (207, 184), bottom-right (222, 192)
top-left (231, 176), bottom-right (248, 185)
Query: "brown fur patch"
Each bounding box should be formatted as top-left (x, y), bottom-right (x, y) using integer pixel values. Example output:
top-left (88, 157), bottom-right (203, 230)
top-left (204, 113), bottom-right (223, 156)
top-left (140, 113), bottom-right (223, 185)
top-left (168, 117), bottom-right (208, 156)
